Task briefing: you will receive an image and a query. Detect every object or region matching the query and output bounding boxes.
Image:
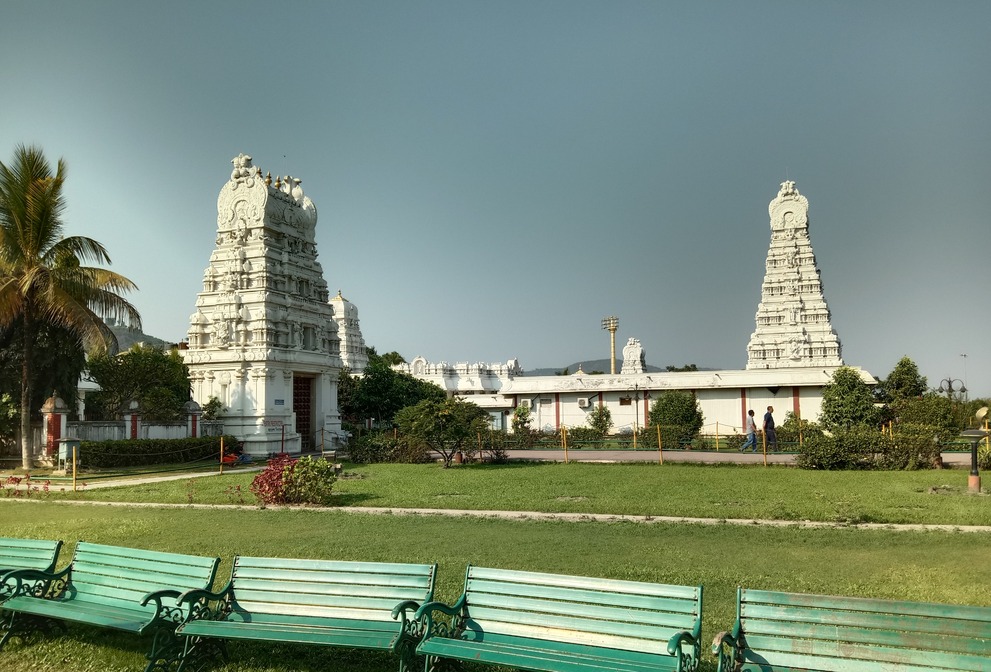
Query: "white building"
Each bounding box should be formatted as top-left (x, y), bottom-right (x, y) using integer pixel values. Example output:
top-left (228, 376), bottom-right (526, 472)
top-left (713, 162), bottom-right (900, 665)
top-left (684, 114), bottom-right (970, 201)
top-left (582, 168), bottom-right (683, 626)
top-left (394, 182), bottom-right (874, 435)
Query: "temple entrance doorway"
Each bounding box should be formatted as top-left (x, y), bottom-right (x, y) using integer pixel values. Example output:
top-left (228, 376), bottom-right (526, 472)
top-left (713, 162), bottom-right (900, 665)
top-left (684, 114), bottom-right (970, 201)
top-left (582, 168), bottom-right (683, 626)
top-left (293, 375), bottom-right (314, 451)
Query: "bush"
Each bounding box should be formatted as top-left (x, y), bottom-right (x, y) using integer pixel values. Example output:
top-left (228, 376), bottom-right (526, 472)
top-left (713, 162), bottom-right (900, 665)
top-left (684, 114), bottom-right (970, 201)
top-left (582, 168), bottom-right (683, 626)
top-left (565, 426), bottom-right (602, 449)
top-left (880, 423), bottom-right (949, 470)
top-left (346, 431), bottom-right (432, 464)
top-left (250, 455), bottom-right (337, 505)
top-left (797, 427), bottom-right (882, 470)
top-left (81, 436), bottom-right (238, 468)
top-left (776, 412), bottom-right (823, 445)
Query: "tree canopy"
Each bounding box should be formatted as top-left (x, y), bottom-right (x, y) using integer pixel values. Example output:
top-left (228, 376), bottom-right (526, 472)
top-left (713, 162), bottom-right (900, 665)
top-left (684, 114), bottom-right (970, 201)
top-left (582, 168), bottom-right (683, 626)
top-left (819, 366), bottom-right (880, 430)
top-left (395, 398), bottom-right (491, 467)
top-left (648, 390), bottom-right (704, 440)
top-left (0, 145), bottom-right (140, 467)
top-left (879, 356), bottom-right (927, 402)
top-left (338, 348), bottom-right (445, 428)
top-left (85, 344), bottom-right (190, 421)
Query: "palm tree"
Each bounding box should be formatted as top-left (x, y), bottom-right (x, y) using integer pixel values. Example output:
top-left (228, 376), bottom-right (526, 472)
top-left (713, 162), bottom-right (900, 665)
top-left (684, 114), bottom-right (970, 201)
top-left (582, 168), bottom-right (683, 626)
top-left (0, 145), bottom-right (141, 469)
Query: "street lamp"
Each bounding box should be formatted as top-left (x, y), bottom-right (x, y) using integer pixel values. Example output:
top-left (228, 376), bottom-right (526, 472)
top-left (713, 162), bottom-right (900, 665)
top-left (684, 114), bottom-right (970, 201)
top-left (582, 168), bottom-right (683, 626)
top-left (937, 376), bottom-right (966, 399)
top-left (601, 316), bottom-right (619, 375)
top-left (959, 406), bottom-right (988, 493)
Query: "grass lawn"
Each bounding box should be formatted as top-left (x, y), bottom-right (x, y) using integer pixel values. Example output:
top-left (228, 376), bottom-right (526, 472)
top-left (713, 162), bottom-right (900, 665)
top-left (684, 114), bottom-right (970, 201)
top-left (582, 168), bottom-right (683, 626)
top-left (37, 461), bottom-right (991, 526)
top-left (2, 501), bottom-right (990, 672)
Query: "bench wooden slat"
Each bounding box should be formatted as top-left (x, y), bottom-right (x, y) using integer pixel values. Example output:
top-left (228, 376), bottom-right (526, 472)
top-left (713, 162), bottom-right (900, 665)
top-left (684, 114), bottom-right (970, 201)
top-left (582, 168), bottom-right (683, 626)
top-left (467, 577), bottom-right (700, 614)
top-left (715, 588), bottom-right (991, 672)
top-left (744, 588), bottom-right (991, 622)
top-left (417, 566), bottom-right (702, 672)
top-left (743, 617), bottom-right (989, 657)
top-left (742, 633), bottom-right (990, 672)
top-left (234, 576), bottom-right (431, 598)
top-left (176, 556), bottom-right (437, 672)
top-left (469, 590), bottom-right (699, 629)
top-left (419, 636), bottom-right (680, 672)
top-left (469, 566), bottom-right (698, 600)
top-left (0, 538), bottom-right (62, 576)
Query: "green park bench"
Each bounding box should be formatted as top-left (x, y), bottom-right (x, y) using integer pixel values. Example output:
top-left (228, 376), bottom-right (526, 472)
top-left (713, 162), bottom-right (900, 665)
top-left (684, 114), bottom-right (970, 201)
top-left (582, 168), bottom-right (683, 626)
top-left (174, 556), bottom-right (437, 672)
top-left (415, 565), bottom-right (704, 672)
top-left (712, 587), bottom-right (991, 672)
top-left (0, 537), bottom-right (62, 583)
top-left (0, 541), bottom-right (220, 672)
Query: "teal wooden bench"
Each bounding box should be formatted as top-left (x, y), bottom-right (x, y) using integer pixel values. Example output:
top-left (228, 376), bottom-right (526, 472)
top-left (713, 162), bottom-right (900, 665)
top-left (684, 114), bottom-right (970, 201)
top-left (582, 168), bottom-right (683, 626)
top-left (174, 556), bottom-right (437, 672)
top-left (0, 541), bottom-right (220, 672)
top-left (712, 587), bottom-right (991, 672)
top-left (0, 537), bottom-right (62, 583)
top-left (415, 565), bottom-right (703, 672)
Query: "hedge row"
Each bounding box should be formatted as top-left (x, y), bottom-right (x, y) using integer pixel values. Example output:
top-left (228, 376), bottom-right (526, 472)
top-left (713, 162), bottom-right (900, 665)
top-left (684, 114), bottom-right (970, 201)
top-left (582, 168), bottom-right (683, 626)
top-left (80, 436), bottom-right (239, 468)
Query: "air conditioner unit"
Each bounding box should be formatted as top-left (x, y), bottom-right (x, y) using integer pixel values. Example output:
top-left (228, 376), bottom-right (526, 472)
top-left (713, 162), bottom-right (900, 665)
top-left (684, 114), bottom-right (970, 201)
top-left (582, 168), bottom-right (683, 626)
top-left (577, 397), bottom-right (591, 408)
top-left (519, 399), bottom-right (532, 410)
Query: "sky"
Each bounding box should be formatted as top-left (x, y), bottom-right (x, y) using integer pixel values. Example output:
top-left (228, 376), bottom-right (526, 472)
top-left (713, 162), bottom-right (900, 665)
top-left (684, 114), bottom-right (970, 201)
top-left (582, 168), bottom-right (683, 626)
top-left (2, 1), bottom-right (990, 399)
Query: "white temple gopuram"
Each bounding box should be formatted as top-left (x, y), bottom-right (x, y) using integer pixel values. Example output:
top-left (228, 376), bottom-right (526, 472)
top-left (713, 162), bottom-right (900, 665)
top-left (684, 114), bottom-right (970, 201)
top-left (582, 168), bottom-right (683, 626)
top-left (746, 181), bottom-right (843, 369)
top-left (183, 154), bottom-right (357, 455)
top-left (395, 181), bottom-right (873, 435)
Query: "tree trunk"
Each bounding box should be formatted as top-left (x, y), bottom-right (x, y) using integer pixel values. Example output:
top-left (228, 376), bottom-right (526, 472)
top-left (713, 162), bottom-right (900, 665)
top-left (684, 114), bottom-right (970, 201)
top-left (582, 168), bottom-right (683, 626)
top-left (20, 311), bottom-right (34, 470)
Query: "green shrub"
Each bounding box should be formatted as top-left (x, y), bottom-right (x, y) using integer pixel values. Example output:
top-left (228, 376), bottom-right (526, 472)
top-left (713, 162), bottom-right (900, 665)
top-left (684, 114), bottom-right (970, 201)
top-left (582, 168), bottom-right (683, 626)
top-left (283, 456), bottom-right (337, 505)
top-left (880, 423), bottom-right (948, 470)
top-left (346, 431), bottom-right (431, 464)
top-left (250, 455), bottom-right (337, 505)
top-left (564, 426), bottom-right (602, 449)
top-left (797, 427), bottom-right (882, 470)
top-left (80, 436), bottom-right (238, 468)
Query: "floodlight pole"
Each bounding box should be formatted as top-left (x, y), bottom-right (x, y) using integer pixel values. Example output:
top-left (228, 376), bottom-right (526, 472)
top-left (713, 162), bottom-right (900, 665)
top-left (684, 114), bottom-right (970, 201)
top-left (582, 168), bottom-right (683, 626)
top-left (601, 316), bottom-right (619, 375)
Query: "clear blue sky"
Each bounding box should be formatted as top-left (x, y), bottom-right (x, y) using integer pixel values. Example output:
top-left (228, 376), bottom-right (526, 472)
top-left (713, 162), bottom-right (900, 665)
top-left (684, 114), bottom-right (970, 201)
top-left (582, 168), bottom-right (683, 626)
top-left (3, 1), bottom-right (990, 398)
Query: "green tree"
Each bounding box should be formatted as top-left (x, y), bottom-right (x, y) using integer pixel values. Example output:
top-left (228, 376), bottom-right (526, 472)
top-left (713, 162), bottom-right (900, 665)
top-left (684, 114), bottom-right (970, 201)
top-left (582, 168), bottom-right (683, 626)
top-left (819, 366), bottom-right (880, 431)
top-left (892, 392), bottom-right (956, 432)
top-left (338, 348), bottom-right (444, 427)
top-left (0, 321), bottom-right (88, 419)
top-left (85, 345), bottom-right (190, 421)
top-left (511, 404), bottom-right (535, 447)
top-left (587, 405), bottom-right (613, 437)
top-left (665, 364), bottom-right (698, 372)
top-left (648, 390), bottom-right (704, 444)
top-left (395, 398), bottom-right (491, 467)
top-left (879, 356), bottom-right (927, 402)
top-left (0, 145), bottom-right (140, 468)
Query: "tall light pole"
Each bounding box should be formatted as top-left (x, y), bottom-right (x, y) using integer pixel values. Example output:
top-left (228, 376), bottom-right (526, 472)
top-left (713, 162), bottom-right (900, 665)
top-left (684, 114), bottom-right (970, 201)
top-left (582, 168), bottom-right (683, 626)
top-left (960, 354), bottom-right (969, 399)
top-left (601, 316), bottom-right (619, 374)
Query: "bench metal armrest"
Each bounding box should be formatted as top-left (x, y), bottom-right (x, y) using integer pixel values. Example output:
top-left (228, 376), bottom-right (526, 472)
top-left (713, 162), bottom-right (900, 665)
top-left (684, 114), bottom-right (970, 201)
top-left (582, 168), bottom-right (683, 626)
top-left (711, 630), bottom-right (740, 672)
top-left (0, 566), bottom-right (69, 600)
top-left (175, 581), bottom-right (234, 623)
top-left (413, 595), bottom-right (468, 638)
top-left (141, 589), bottom-right (185, 626)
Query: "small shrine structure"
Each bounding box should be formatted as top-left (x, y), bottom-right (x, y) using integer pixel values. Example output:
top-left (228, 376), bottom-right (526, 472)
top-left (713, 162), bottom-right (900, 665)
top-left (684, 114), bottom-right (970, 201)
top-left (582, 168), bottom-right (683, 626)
top-left (746, 181), bottom-right (843, 369)
top-left (183, 154), bottom-right (344, 456)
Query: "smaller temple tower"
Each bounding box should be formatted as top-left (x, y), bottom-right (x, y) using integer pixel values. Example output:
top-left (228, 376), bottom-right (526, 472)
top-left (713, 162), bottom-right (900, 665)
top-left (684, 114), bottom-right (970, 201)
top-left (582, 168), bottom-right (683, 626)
top-left (329, 290), bottom-right (368, 372)
top-left (747, 181), bottom-right (843, 369)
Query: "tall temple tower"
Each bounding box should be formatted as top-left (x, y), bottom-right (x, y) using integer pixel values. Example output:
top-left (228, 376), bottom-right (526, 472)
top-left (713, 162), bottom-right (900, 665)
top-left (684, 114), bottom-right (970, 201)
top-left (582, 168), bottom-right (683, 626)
top-left (183, 154), bottom-right (344, 456)
top-left (746, 181), bottom-right (843, 369)
top-left (329, 290), bottom-right (368, 372)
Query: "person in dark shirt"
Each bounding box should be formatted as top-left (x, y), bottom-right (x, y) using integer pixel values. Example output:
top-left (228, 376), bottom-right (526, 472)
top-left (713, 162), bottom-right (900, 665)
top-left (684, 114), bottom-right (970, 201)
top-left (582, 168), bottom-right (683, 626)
top-left (763, 406), bottom-right (777, 451)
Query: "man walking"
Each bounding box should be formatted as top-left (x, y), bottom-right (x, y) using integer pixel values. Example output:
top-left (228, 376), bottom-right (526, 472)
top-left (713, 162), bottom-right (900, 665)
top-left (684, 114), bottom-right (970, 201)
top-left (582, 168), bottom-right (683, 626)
top-left (763, 405), bottom-right (777, 451)
top-left (740, 409), bottom-right (758, 452)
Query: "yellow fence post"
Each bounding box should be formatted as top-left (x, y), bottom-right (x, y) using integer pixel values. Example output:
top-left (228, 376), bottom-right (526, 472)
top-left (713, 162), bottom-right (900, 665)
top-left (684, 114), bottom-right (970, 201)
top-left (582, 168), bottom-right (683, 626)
top-left (657, 425), bottom-right (663, 464)
top-left (72, 445), bottom-right (78, 493)
top-left (762, 429), bottom-right (767, 467)
top-left (562, 426), bottom-right (569, 464)
top-left (716, 422), bottom-right (720, 451)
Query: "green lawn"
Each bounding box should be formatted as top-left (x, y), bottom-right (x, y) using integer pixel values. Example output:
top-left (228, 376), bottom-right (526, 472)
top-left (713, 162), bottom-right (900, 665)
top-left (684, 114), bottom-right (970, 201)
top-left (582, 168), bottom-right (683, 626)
top-left (38, 461), bottom-right (991, 526)
top-left (2, 501), bottom-right (990, 672)
top-left (3, 462), bottom-right (990, 671)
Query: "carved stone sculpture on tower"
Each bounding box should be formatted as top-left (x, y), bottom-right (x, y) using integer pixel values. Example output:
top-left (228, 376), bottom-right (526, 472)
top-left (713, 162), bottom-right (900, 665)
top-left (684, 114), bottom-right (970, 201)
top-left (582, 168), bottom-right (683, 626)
top-left (746, 181), bottom-right (843, 369)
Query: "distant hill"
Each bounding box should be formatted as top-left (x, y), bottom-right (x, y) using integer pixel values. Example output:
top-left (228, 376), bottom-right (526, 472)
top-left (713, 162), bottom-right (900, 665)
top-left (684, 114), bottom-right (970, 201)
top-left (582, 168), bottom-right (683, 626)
top-left (107, 323), bottom-right (172, 351)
